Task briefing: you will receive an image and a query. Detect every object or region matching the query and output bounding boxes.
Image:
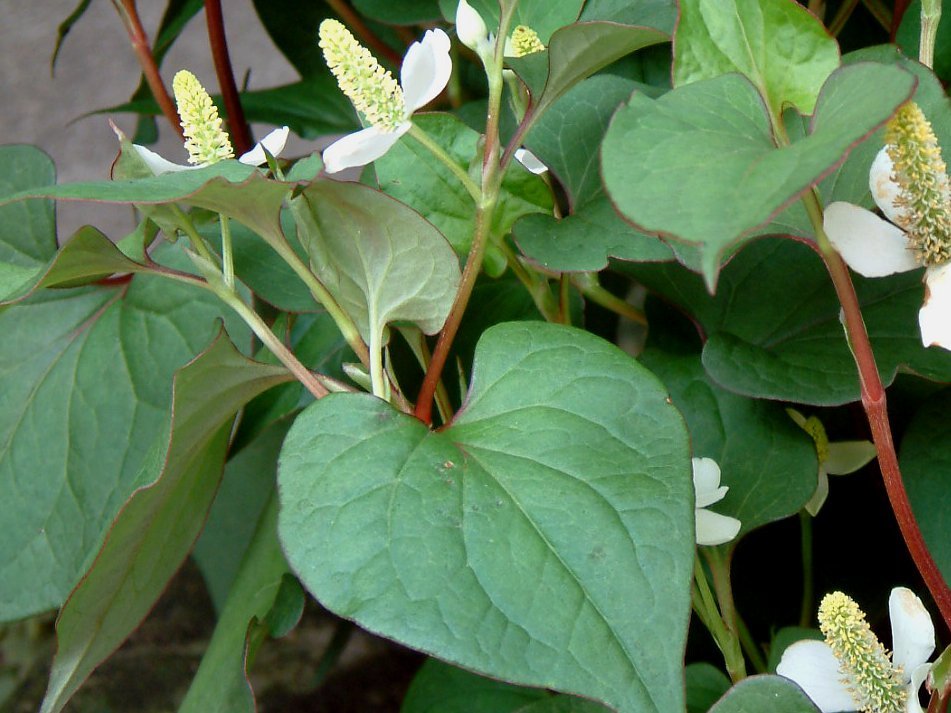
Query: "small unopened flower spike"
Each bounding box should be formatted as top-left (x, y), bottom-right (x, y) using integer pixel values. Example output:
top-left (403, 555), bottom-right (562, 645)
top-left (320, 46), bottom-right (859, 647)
top-left (884, 102), bottom-right (951, 267)
top-left (172, 70), bottom-right (234, 166)
top-left (319, 19), bottom-right (406, 133)
top-left (508, 25), bottom-right (545, 57)
top-left (818, 592), bottom-right (907, 713)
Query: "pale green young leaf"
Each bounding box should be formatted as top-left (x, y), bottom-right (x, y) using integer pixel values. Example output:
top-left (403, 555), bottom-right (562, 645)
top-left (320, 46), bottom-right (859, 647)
top-left (673, 0), bottom-right (839, 116)
top-left (602, 62), bottom-right (915, 287)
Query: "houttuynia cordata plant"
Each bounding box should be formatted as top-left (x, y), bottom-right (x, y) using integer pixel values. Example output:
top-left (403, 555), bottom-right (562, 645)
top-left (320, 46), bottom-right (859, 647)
top-left (1, 0), bottom-right (950, 711)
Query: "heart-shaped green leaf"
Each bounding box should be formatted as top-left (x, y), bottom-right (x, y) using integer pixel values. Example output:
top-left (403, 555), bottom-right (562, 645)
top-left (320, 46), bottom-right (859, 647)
top-left (579, 0), bottom-right (677, 34)
top-left (0, 146), bottom-right (59, 298)
top-left (900, 389), bottom-right (951, 584)
top-left (279, 322), bottom-right (692, 712)
top-left (764, 48), bottom-right (951, 242)
top-left (673, 0), bottom-right (839, 116)
top-left (525, 74), bottom-right (640, 210)
top-left (708, 675), bottom-right (820, 712)
top-left (621, 238), bottom-right (951, 405)
top-left (514, 198), bottom-right (672, 273)
top-left (40, 333), bottom-right (291, 713)
top-left (602, 62), bottom-right (915, 287)
top-left (402, 658), bottom-right (550, 713)
top-left (641, 346), bottom-right (817, 536)
top-left (686, 663), bottom-right (731, 713)
top-left (509, 22), bottom-right (668, 122)
top-left (0, 145), bottom-right (57, 268)
top-left (0, 261), bottom-right (249, 622)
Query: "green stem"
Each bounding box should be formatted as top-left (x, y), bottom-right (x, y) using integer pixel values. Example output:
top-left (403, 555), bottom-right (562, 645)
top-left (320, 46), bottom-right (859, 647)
top-left (408, 124), bottom-right (481, 202)
top-left (501, 241), bottom-right (560, 322)
top-left (220, 214), bottom-right (234, 290)
top-left (270, 209), bottom-right (371, 368)
top-left (559, 274), bottom-right (571, 325)
top-left (736, 614), bottom-right (767, 674)
top-left (799, 511), bottom-right (814, 628)
top-left (368, 321), bottom-right (386, 399)
top-left (860, 0), bottom-right (893, 31)
top-left (312, 619), bottom-right (355, 689)
top-left (802, 190), bottom-right (951, 631)
top-left (572, 274), bottom-right (647, 326)
top-left (693, 556), bottom-right (746, 682)
top-left (216, 286), bottom-right (328, 400)
top-left (920, 0), bottom-right (943, 69)
top-left (827, 0), bottom-right (860, 36)
top-left (704, 548), bottom-right (737, 634)
top-left (170, 205), bottom-right (219, 266)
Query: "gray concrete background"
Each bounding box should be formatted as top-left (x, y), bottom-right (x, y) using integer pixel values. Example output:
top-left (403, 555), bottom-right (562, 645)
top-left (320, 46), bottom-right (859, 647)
top-left (1, 1), bottom-right (310, 239)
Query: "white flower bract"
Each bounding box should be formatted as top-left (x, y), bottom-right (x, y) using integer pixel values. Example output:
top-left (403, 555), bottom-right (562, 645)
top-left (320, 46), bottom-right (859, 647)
top-left (691, 457), bottom-right (741, 547)
top-left (777, 587), bottom-right (936, 713)
top-left (321, 28), bottom-right (451, 174)
top-left (133, 126), bottom-right (289, 176)
top-left (456, 0), bottom-right (491, 56)
top-left (824, 144), bottom-right (951, 351)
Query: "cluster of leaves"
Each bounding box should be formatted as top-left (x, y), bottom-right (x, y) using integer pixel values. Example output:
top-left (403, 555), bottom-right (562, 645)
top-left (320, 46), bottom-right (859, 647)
top-left (1, 0), bottom-right (950, 712)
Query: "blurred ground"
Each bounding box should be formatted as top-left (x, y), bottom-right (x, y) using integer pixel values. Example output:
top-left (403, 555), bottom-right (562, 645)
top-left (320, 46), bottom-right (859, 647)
top-left (1, 1), bottom-right (308, 239)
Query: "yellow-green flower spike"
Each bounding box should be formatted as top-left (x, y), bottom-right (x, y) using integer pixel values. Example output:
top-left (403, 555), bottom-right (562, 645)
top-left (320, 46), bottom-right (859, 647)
top-left (509, 25), bottom-right (545, 57)
top-left (172, 70), bottom-right (234, 166)
top-left (818, 592), bottom-right (907, 713)
top-left (885, 102), bottom-right (951, 266)
top-left (319, 19), bottom-right (405, 132)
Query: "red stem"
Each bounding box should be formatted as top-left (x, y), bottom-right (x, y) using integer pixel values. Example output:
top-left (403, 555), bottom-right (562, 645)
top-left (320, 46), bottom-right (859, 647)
top-left (892, 0), bottom-right (913, 40)
top-left (204, 0), bottom-right (252, 154)
top-left (112, 0), bottom-right (183, 140)
top-left (821, 244), bottom-right (951, 633)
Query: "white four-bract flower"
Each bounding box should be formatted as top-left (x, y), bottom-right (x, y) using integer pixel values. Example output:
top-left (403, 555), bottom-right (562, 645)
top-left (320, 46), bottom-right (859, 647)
top-left (823, 103), bottom-right (951, 351)
top-left (691, 457), bottom-right (741, 547)
top-left (133, 126), bottom-right (289, 176)
top-left (319, 19), bottom-right (451, 174)
top-left (131, 69), bottom-right (288, 176)
top-left (777, 587), bottom-right (936, 713)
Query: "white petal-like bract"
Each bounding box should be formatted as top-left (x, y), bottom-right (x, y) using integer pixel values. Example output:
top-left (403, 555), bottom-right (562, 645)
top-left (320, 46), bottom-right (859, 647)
top-left (869, 147), bottom-right (909, 229)
top-left (824, 201), bottom-right (919, 277)
top-left (133, 144), bottom-right (199, 175)
top-left (889, 587), bottom-right (936, 675)
top-left (515, 148), bottom-right (548, 175)
top-left (401, 29), bottom-right (452, 113)
top-left (239, 126), bottom-right (289, 166)
top-left (322, 125), bottom-right (407, 174)
top-left (776, 640), bottom-right (857, 712)
top-left (920, 263), bottom-right (951, 350)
